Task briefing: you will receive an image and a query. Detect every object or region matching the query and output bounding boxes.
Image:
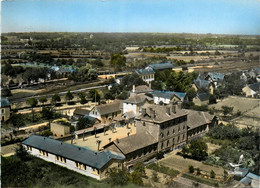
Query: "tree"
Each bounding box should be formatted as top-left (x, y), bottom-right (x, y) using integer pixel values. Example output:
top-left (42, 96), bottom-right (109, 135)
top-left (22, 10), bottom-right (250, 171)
top-left (210, 170), bottom-right (216, 179)
top-left (65, 90), bottom-right (74, 104)
top-left (223, 170), bottom-right (228, 180)
top-left (107, 167), bottom-right (129, 186)
top-left (189, 165), bottom-right (194, 173)
top-left (41, 107), bottom-right (54, 130)
top-left (186, 88), bottom-right (197, 102)
top-left (39, 96), bottom-right (47, 107)
top-left (76, 117), bottom-right (90, 130)
top-left (89, 89), bottom-right (100, 103)
top-left (9, 114), bottom-right (25, 128)
top-left (196, 168), bottom-right (201, 175)
top-left (188, 139), bottom-right (208, 161)
top-left (78, 92), bottom-right (87, 104)
top-left (110, 53), bottom-right (126, 72)
top-left (209, 95), bottom-right (217, 104)
top-left (52, 93), bottom-right (61, 106)
top-left (222, 105), bottom-right (234, 116)
top-left (26, 98), bottom-right (38, 122)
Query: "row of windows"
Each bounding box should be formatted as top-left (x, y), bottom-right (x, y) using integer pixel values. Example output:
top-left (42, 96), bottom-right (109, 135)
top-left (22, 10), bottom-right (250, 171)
top-left (40, 150), bottom-right (48, 157)
top-left (75, 162), bottom-right (86, 170)
top-left (161, 116), bottom-right (187, 129)
top-left (161, 125), bottom-right (186, 138)
top-left (27, 146), bottom-right (32, 151)
top-left (142, 75), bottom-right (154, 80)
top-left (127, 145), bottom-right (157, 161)
top-left (56, 155), bottom-right (66, 163)
top-left (161, 134), bottom-right (186, 149)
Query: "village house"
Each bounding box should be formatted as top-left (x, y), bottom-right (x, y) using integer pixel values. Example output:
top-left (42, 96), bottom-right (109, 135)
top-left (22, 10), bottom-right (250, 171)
top-left (136, 67), bottom-right (155, 84)
top-left (123, 93), bottom-right (153, 116)
top-left (151, 90), bottom-right (186, 104)
top-left (1, 98), bottom-right (11, 122)
top-left (73, 108), bottom-right (90, 120)
top-left (243, 83), bottom-right (260, 98)
top-left (205, 72), bottom-right (225, 87)
top-left (193, 92), bottom-right (211, 106)
top-left (130, 85), bottom-right (153, 96)
top-left (89, 100), bottom-right (122, 123)
top-left (22, 135), bottom-right (124, 180)
top-left (191, 77), bottom-right (214, 95)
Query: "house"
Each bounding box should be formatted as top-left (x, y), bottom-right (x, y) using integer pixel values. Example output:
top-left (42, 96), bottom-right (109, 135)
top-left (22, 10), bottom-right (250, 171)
top-left (73, 108), bottom-right (90, 120)
top-left (130, 85), bottom-right (153, 96)
top-left (89, 100), bottom-right (122, 123)
top-left (191, 78), bottom-right (214, 95)
top-left (1, 98), bottom-right (11, 122)
top-left (22, 135), bottom-right (124, 180)
top-left (193, 92), bottom-right (211, 106)
top-left (186, 110), bottom-right (217, 140)
top-left (205, 72), bottom-right (225, 87)
top-left (135, 67), bottom-right (155, 84)
top-left (243, 83), bottom-right (260, 98)
top-left (104, 104), bottom-right (188, 168)
top-left (151, 90), bottom-right (186, 104)
top-left (123, 93), bottom-right (153, 116)
top-left (51, 122), bottom-right (71, 137)
top-left (148, 62), bottom-right (175, 71)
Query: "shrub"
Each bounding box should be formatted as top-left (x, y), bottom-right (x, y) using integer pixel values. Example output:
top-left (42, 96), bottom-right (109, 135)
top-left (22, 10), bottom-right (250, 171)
top-left (189, 165), bottom-right (194, 173)
top-left (196, 168), bottom-right (201, 175)
top-left (210, 170), bottom-right (216, 179)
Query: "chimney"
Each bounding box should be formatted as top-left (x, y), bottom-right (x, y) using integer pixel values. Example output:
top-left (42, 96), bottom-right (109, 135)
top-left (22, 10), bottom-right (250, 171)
top-left (150, 108), bottom-right (156, 118)
top-left (166, 107), bottom-right (171, 115)
top-left (132, 85), bottom-right (136, 93)
top-left (172, 105), bottom-right (176, 114)
top-left (116, 139), bottom-right (120, 143)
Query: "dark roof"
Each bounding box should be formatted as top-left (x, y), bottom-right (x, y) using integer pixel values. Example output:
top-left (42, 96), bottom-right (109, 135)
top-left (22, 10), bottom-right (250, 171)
top-left (197, 92), bottom-right (210, 101)
top-left (248, 83), bottom-right (260, 92)
top-left (148, 63), bottom-right (175, 70)
top-left (133, 85), bottom-right (153, 93)
top-left (1, 98), bottom-right (10, 107)
top-left (124, 93), bottom-right (153, 104)
top-left (23, 135), bottom-right (124, 169)
top-left (137, 104), bottom-right (188, 123)
top-left (95, 100), bottom-right (122, 115)
top-left (194, 79), bottom-right (211, 89)
top-left (136, 67), bottom-right (155, 75)
top-left (151, 90), bottom-right (186, 100)
top-left (74, 108), bottom-right (90, 116)
top-left (112, 131), bottom-right (158, 154)
top-left (207, 72), bottom-right (225, 82)
top-left (186, 110), bottom-right (215, 129)
top-left (84, 115), bottom-right (99, 124)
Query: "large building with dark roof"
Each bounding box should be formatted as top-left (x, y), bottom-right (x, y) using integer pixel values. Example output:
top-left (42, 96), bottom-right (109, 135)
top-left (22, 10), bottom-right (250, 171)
top-left (135, 67), bottom-right (155, 84)
top-left (22, 135), bottom-right (124, 180)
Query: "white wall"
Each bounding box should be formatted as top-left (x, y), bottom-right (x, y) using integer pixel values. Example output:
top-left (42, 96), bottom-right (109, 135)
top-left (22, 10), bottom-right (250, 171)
top-left (89, 108), bottom-right (101, 120)
top-left (154, 96), bottom-right (170, 104)
top-left (23, 144), bottom-right (101, 180)
top-left (123, 103), bottom-right (137, 115)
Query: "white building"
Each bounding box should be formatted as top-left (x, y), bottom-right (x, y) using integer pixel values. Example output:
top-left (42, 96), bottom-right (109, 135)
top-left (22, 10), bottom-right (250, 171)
top-left (151, 91), bottom-right (186, 105)
top-left (136, 67), bottom-right (155, 84)
top-left (22, 135), bottom-right (124, 180)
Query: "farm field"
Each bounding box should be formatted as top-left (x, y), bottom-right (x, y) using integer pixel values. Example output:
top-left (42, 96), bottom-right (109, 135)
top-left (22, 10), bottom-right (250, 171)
top-left (158, 150), bottom-right (225, 176)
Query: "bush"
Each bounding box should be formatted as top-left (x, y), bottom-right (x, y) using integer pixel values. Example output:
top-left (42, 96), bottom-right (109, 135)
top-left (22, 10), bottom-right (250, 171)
top-left (147, 163), bottom-right (179, 178)
top-left (196, 168), bottom-right (201, 175)
top-left (189, 165), bottom-right (194, 173)
top-left (210, 170), bottom-right (216, 179)
top-left (106, 167), bottom-right (129, 186)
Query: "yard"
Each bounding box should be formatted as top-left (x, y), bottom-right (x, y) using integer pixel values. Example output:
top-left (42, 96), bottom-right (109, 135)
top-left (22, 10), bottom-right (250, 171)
top-left (65, 123), bottom-right (136, 151)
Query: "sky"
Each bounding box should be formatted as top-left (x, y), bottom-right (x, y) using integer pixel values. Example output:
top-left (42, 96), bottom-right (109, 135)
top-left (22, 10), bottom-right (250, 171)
top-left (2, 0), bottom-right (260, 35)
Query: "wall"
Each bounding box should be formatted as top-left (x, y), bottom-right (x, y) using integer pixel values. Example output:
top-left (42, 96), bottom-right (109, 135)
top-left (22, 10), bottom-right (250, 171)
top-left (51, 123), bottom-right (70, 137)
top-left (1, 106), bottom-right (10, 122)
top-left (23, 144), bottom-right (101, 180)
top-left (123, 103), bottom-right (137, 115)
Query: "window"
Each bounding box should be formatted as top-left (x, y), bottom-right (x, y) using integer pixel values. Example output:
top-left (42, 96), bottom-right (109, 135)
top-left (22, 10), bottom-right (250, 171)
top-left (173, 129), bottom-right (175, 134)
top-left (178, 126), bottom-right (180, 132)
top-left (172, 138), bottom-right (175, 145)
top-left (161, 133), bottom-right (164, 138)
top-left (75, 162), bottom-right (86, 170)
top-left (178, 136), bottom-right (180, 143)
top-left (161, 142), bottom-right (164, 149)
top-left (27, 146), bottom-right (32, 151)
top-left (183, 125), bottom-right (185, 130)
top-left (167, 140), bottom-right (169, 147)
top-left (39, 150), bottom-right (48, 157)
top-left (56, 155), bottom-right (66, 163)
top-left (167, 131), bottom-right (169, 136)
top-left (183, 134), bottom-right (185, 140)
top-left (1, 109), bottom-right (4, 113)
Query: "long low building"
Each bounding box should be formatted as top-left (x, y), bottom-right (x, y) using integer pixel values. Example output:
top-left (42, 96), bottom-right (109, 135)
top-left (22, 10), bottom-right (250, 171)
top-left (22, 135), bottom-right (125, 180)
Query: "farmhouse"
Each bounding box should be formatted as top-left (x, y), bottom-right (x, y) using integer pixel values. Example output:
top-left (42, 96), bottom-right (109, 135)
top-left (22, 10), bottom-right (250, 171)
top-left (205, 72), bottom-right (225, 87)
top-left (191, 78), bottom-right (214, 95)
top-left (22, 135), bottom-right (124, 180)
top-left (73, 108), bottom-right (90, 119)
top-left (1, 98), bottom-right (11, 122)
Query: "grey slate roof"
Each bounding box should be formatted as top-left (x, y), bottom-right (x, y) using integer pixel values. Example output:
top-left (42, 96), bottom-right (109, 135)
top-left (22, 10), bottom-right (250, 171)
top-left (207, 72), bottom-right (225, 82)
top-left (151, 90), bottom-right (186, 101)
top-left (95, 100), bottom-right (122, 115)
top-left (23, 135), bottom-right (124, 169)
top-left (124, 93), bottom-right (153, 104)
top-left (1, 98), bottom-right (10, 107)
top-left (194, 79), bottom-right (211, 89)
top-left (137, 104), bottom-right (188, 123)
top-left (197, 92), bottom-right (210, 101)
top-left (74, 108), bottom-right (90, 116)
top-left (248, 83), bottom-right (260, 92)
top-left (136, 67), bottom-right (155, 75)
top-left (133, 85), bottom-right (153, 93)
top-left (186, 110), bottom-right (215, 129)
top-left (112, 131), bottom-right (158, 154)
top-left (148, 63), bottom-right (175, 70)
